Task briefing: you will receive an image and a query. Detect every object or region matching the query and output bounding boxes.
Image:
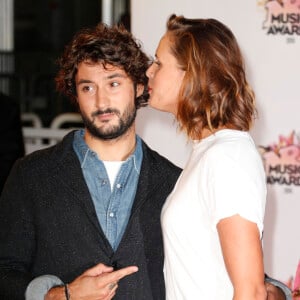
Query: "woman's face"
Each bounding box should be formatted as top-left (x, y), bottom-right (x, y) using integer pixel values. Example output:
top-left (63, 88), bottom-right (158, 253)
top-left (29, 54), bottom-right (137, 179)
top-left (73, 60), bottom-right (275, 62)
top-left (146, 34), bottom-right (185, 115)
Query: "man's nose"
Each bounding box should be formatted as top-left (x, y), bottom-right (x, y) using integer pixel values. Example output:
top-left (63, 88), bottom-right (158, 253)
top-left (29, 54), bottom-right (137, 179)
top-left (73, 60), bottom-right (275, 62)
top-left (95, 88), bottom-right (110, 107)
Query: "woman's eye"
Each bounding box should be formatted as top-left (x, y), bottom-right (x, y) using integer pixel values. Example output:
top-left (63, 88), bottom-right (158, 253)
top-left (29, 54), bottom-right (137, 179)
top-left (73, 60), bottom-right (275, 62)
top-left (154, 59), bottom-right (161, 66)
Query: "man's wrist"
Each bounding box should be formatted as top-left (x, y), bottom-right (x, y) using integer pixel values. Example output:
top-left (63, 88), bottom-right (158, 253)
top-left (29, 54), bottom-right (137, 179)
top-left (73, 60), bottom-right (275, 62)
top-left (265, 275), bottom-right (292, 300)
top-left (64, 283), bottom-right (70, 300)
top-left (45, 285), bottom-right (66, 300)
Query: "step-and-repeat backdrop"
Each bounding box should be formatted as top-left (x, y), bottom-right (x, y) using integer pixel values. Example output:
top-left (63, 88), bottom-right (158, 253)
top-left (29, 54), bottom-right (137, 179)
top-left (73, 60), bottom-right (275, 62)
top-left (132, 0), bottom-right (300, 292)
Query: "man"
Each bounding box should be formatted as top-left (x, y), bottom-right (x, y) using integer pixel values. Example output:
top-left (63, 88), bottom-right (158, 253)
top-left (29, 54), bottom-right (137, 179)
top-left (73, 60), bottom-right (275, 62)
top-left (0, 23), bottom-right (181, 300)
top-left (0, 23), bottom-right (289, 300)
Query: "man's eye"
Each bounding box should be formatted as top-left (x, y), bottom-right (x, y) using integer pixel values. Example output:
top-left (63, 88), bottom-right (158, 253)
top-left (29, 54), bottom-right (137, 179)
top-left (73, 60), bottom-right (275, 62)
top-left (82, 85), bottom-right (94, 92)
top-left (78, 85), bottom-right (96, 96)
top-left (111, 82), bottom-right (119, 87)
top-left (82, 86), bottom-right (90, 92)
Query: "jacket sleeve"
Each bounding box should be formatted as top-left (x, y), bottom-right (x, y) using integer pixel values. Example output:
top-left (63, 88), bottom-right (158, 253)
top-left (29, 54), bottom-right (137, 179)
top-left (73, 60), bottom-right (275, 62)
top-left (0, 159), bottom-right (35, 299)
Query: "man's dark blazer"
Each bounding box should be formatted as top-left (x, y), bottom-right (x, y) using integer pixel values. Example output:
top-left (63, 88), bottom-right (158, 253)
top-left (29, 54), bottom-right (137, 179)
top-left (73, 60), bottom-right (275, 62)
top-left (0, 131), bottom-right (182, 300)
top-left (0, 92), bottom-right (24, 194)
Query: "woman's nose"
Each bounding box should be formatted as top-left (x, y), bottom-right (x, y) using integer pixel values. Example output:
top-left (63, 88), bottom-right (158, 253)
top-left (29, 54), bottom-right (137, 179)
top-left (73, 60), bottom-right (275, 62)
top-left (146, 64), bottom-right (154, 78)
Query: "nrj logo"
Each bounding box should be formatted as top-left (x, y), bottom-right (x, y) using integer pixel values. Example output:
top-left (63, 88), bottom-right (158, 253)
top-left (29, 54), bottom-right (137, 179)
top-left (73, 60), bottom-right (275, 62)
top-left (258, 0), bottom-right (300, 35)
top-left (259, 131), bottom-right (300, 186)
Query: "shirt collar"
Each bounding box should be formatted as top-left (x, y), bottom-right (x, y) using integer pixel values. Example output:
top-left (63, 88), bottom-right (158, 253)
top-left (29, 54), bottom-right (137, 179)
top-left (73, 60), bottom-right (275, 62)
top-left (73, 129), bottom-right (143, 173)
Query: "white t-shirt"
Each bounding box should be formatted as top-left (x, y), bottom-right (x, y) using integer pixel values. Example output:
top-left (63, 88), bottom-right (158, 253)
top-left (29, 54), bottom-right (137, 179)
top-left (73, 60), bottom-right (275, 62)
top-left (103, 161), bottom-right (123, 191)
top-left (161, 129), bottom-right (267, 299)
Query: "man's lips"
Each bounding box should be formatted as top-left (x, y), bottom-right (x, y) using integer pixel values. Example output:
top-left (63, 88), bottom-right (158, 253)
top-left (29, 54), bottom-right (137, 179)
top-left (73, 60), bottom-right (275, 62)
top-left (92, 110), bottom-right (117, 122)
top-left (99, 112), bottom-right (114, 117)
top-left (96, 112), bottom-right (115, 121)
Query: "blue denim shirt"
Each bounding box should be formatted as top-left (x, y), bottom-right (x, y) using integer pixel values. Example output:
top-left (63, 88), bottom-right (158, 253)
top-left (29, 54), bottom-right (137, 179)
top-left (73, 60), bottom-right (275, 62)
top-left (73, 129), bottom-right (143, 250)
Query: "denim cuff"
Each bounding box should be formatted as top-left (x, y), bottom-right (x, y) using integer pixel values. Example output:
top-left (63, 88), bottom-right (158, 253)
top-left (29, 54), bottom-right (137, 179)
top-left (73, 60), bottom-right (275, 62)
top-left (25, 275), bottom-right (63, 300)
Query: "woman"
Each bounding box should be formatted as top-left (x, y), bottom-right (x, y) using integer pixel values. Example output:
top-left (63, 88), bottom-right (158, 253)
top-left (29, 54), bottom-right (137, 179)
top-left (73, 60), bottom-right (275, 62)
top-left (146, 15), bottom-right (267, 299)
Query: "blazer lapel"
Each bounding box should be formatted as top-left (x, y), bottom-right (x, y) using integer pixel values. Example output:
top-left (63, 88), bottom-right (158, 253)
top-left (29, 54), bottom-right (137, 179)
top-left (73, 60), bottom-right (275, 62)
top-left (130, 142), bottom-right (165, 217)
top-left (52, 132), bottom-right (113, 254)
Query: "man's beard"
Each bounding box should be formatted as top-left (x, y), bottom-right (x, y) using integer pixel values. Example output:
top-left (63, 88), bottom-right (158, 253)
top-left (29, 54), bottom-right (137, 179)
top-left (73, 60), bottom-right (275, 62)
top-left (81, 104), bottom-right (137, 140)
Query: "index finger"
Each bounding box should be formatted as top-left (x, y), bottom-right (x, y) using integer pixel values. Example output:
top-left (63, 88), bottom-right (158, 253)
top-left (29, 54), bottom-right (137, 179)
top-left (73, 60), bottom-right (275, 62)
top-left (98, 266), bottom-right (138, 285)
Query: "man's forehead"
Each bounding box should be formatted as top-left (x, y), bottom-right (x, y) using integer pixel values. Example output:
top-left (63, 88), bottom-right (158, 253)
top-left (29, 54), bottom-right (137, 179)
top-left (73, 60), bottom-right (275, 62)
top-left (80, 60), bottom-right (124, 72)
top-left (77, 60), bottom-right (128, 79)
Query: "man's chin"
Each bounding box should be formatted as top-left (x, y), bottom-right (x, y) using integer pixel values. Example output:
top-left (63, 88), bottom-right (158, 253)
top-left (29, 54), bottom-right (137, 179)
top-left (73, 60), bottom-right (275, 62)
top-left (87, 127), bottom-right (124, 140)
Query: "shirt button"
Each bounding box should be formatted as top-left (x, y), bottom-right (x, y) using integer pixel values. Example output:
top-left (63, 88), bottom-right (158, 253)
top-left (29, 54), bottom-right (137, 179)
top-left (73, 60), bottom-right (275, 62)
top-left (102, 180), bottom-right (107, 185)
top-left (109, 212), bottom-right (114, 217)
top-left (116, 183), bottom-right (121, 189)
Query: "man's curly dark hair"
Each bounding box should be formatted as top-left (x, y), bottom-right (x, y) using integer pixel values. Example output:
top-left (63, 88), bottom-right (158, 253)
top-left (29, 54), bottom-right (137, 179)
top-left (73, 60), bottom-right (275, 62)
top-left (55, 23), bottom-right (150, 108)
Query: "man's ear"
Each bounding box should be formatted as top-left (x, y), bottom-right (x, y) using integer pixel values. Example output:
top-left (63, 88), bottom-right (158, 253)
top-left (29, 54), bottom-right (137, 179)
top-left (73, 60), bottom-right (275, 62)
top-left (136, 84), bottom-right (144, 97)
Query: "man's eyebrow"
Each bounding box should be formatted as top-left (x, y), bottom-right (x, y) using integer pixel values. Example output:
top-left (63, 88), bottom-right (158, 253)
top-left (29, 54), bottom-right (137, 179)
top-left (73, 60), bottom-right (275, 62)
top-left (106, 73), bottom-right (127, 80)
top-left (77, 79), bottom-right (93, 85)
top-left (76, 73), bottom-right (127, 85)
